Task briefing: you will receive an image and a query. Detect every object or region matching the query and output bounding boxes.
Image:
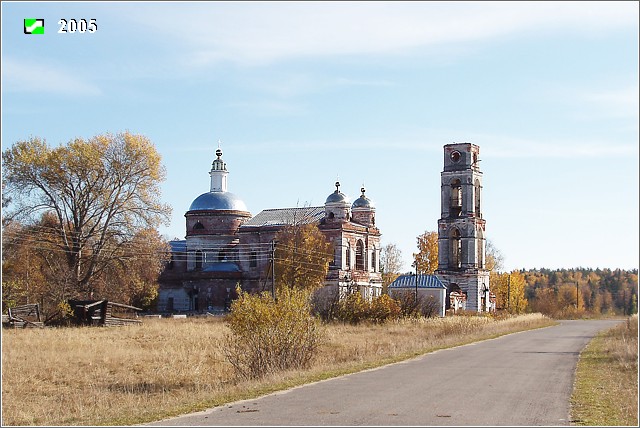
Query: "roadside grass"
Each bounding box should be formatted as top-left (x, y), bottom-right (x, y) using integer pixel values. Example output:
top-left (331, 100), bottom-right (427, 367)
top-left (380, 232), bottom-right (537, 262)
top-left (571, 314), bottom-right (638, 426)
top-left (1, 313), bottom-right (554, 426)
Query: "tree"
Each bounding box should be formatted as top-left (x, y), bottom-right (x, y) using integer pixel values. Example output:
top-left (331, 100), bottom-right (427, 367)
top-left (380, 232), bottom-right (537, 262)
top-left (485, 239), bottom-right (504, 272)
top-left (413, 230), bottom-right (438, 274)
top-left (491, 270), bottom-right (528, 314)
top-left (2, 132), bottom-right (172, 300)
top-left (274, 223), bottom-right (332, 293)
top-left (380, 243), bottom-right (403, 291)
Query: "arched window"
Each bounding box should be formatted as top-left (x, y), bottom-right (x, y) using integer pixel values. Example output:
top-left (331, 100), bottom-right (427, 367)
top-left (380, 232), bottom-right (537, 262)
top-left (371, 246), bottom-right (376, 271)
top-left (450, 179), bottom-right (462, 217)
top-left (195, 250), bottom-right (203, 270)
top-left (345, 244), bottom-right (351, 269)
top-left (193, 222), bottom-right (205, 231)
top-left (449, 228), bottom-right (461, 269)
top-left (474, 179), bottom-right (481, 218)
top-left (356, 240), bottom-right (365, 270)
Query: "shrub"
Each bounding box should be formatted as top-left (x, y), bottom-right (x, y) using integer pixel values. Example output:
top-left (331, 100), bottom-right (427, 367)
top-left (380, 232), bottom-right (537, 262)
top-left (369, 294), bottom-right (402, 323)
top-left (223, 286), bottom-right (324, 380)
top-left (335, 293), bottom-right (402, 324)
top-left (335, 292), bottom-right (369, 324)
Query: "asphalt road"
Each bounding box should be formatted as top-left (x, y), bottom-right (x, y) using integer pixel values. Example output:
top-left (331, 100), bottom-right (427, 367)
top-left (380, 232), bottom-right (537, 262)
top-left (148, 319), bottom-right (622, 426)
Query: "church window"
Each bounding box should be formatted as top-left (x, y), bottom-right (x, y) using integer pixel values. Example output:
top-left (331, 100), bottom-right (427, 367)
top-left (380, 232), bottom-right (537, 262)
top-left (195, 250), bottom-right (203, 270)
top-left (450, 179), bottom-right (462, 217)
top-left (474, 179), bottom-right (481, 218)
top-left (356, 240), bottom-right (365, 270)
top-left (250, 251), bottom-right (257, 268)
top-left (371, 246), bottom-right (376, 271)
top-left (449, 228), bottom-right (461, 269)
top-left (345, 244), bottom-right (351, 269)
top-left (328, 212), bottom-right (335, 219)
top-left (193, 222), bottom-right (205, 231)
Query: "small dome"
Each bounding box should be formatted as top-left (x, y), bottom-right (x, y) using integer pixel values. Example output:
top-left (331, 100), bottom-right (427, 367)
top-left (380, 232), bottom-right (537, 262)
top-left (325, 191), bottom-right (350, 204)
top-left (189, 191), bottom-right (248, 212)
top-left (325, 180), bottom-right (350, 205)
top-left (352, 187), bottom-right (374, 209)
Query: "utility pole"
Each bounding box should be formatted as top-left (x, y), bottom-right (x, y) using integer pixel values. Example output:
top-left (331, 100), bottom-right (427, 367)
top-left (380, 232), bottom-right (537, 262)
top-left (271, 240), bottom-right (276, 300)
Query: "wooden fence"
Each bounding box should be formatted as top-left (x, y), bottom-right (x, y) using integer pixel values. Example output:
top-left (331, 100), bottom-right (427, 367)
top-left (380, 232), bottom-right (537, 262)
top-left (4, 304), bottom-right (44, 328)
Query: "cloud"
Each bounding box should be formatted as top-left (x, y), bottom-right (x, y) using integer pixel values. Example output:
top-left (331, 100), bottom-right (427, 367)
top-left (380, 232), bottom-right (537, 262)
top-left (2, 57), bottom-right (101, 96)
top-left (125, 2), bottom-right (638, 66)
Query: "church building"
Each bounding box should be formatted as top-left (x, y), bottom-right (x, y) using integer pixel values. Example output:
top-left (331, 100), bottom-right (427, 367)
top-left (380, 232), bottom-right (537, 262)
top-left (157, 147), bottom-right (382, 313)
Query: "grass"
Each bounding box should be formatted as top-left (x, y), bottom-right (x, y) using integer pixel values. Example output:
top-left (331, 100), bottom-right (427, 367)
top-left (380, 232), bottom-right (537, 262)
top-left (570, 314), bottom-right (638, 426)
top-left (1, 313), bottom-right (556, 426)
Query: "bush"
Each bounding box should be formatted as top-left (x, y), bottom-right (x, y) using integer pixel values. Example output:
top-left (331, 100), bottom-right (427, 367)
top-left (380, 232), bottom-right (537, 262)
top-left (223, 287), bottom-right (324, 380)
top-left (335, 293), bottom-right (401, 324)
top-left (369, 294), bottom-right (402, 323)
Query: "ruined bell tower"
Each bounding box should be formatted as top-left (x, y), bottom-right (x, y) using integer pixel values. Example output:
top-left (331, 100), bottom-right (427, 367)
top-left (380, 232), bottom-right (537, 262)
top-left (436, 143), bottom-right (490, 312)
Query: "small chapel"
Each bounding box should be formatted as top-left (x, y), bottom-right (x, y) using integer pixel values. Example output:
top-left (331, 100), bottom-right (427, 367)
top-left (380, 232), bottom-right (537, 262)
top-left (157, 142), bottom-right (491, 315)
top-left (157, 147), bottom-right (382, 313)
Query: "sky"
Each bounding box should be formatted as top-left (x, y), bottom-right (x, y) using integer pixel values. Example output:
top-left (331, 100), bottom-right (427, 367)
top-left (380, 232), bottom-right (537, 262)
top-left (2, 1), bottom-right (638, 273)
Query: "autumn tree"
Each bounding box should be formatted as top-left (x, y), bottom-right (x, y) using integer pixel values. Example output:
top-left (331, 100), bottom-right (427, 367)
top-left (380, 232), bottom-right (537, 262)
top-left (413, 230), bottom-right (438, 274)
top-left (491, 270), bottom-right (528, 314)
top-left (2, 132), bottom-right (172, 303)
top-left (274, 222), bottom-right (332, 293)
top-left (380, 243), bottom-right (403, 291)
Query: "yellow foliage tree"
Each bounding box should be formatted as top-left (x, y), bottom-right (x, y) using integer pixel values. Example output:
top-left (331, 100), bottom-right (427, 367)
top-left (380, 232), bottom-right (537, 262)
top-left (274, 223), bottom-right (332, 293)
top-left (2, 132), bottom-right (172, 300)
top-left (413, 230), bottom-right (438, 274)
top-left (491, 270), bottom-right (528, 314)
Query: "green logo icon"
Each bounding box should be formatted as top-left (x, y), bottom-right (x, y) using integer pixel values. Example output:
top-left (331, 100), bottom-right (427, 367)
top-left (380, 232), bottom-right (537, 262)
top-left (24, 18), bottom-right (44, 34)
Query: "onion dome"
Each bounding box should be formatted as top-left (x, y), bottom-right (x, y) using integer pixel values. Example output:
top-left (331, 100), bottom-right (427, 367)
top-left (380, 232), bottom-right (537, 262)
top-left (352, 187), bottom-right (374, 209)
top-left (325, 181), bottom-right (350, 204)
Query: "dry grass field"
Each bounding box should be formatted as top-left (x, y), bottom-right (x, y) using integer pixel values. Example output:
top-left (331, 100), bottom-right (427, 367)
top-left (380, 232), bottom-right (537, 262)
top-left (1, 313), bottom-right (554, 426)
top-left (571, 314), bottom-right (638, 426)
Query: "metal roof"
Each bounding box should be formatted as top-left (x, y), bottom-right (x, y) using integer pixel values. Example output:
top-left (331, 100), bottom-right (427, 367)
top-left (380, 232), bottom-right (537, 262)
top-left (188, 191), bottom-right (249, 212)
top-left (388, 274), bottom-right (447, 289)
top-left (169, 240), bottom-right (187, 252)
top-left (325, 190), bottom-right (350, 204)
top-left (242, 206), bottom-right (325, 227)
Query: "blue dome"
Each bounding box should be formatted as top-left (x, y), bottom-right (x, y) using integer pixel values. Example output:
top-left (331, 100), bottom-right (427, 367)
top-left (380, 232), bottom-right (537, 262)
top-left (189, 191), bottom-right (248, 212)
top-left (325, 191), bottom-right (349, 204)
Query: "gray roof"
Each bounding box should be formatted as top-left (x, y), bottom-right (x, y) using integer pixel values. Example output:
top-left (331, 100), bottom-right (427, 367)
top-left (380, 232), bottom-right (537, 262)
top-left (325, 190), bottom-right (350, 204)
top-left (242, 206), bottom-right (325, 227)
top-left (388, 274), bottom-right (446, 289)
top-left (352, 194), bottom-right (373, 209)
top-left (189, 191), bottom-right (248, 212)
